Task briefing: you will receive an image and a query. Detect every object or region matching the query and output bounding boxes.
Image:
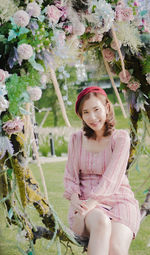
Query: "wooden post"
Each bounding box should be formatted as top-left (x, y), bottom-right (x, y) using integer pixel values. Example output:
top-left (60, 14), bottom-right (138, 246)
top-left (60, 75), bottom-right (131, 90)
top-left (101, 50), bottom-right (127, 118)
top-left (49, 67), bottom-right (71, 127)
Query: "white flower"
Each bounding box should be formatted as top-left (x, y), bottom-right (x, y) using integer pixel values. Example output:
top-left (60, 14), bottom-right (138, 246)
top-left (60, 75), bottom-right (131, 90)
top-left (17, 44), bottom-right (33, 60)
top-left (0, 136), bottom-right (14, 159)
top-left (14, 10), bottom-right (30, 27)
top-left (0, 95), bottom-right (9, 114)
top-left (27, 86), bottom-right (42, 101)
top-left (26, 1), bottom-right (41, 17)
top-left (146, 73), bottom-right (150, 84)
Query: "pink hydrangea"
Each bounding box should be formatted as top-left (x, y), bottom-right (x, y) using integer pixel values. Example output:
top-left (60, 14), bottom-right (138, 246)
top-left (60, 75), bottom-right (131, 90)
top-left (111, 39), bottom-right (122, 50)
top-left (27, 86), bottom-right (42, 101)
top-left (119, 70), bottom-right (131, 83)
top-left (102, 48), bottom-right (115, 62)
top-left (14, 10), bottom-right (30, 27)
top-left (3, 118), bottom-right (24, 135)
top-left (0, 69), bottom-right (9, 83)
top-left (115, 6), bottom-right (134, 22)
top-left (26, 1), bottom-right (41, 17)
top-left (17, 44), bottom-right (33, 60)
top-left (46, 5), bottom-right (63, 24)
top-left (127, 80), bottom-right (140, 91)
top-left (73, 23), bottom-right (85, 36)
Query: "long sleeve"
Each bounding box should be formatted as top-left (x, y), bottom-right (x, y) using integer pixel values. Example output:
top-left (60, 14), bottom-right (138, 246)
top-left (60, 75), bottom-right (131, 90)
top-left (64, 132), bottom-right (81, 200)
top-left (91, 130), bottom-right (130, 199)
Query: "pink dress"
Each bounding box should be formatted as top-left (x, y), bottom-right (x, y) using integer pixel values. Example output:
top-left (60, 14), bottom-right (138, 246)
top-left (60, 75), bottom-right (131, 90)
top-left (64, 129), bottom-right (141, 237)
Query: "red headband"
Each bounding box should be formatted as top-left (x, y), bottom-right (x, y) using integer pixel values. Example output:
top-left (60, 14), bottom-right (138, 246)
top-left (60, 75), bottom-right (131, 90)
top-left (75, 86), bottom-right (107, 114)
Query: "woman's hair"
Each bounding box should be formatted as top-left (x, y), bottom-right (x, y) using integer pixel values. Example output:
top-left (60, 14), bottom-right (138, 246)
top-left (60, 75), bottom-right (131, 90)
top-left (77, 92), bottom-right (115, 139)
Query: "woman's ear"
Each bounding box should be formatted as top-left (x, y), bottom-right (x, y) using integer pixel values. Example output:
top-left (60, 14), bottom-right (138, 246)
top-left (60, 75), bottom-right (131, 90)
top-left (106, 102), bottom-right (110, 114)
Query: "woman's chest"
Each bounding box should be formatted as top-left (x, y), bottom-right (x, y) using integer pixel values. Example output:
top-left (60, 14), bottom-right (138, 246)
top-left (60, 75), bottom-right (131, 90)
top-left (79, 144), bottom-right (113, 175)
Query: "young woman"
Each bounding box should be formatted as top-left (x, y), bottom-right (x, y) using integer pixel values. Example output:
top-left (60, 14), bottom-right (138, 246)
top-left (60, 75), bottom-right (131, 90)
top-left (64, 86), bottom-right (141, 255)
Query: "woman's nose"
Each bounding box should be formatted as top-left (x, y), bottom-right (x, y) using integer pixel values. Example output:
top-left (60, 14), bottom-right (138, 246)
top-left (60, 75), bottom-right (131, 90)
top-left (88, 112), bottom-right (96, 121)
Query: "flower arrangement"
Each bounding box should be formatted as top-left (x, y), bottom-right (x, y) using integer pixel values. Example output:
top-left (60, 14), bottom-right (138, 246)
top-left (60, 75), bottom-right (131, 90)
top-left (0, 0), bottom-right (150, 253)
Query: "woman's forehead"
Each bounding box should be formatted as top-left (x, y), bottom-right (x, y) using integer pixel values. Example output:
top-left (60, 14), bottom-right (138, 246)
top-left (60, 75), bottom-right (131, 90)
top-left (82, 95), bottom-right (104, 109)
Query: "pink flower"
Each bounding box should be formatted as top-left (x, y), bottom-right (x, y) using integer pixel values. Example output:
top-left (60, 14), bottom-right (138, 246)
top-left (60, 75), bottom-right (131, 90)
top-left (63, 24), bottom-right (73, 34)
top-left (88, 31), bottom-right (103, 43)
top-left (3, 118), bottom-right (24, 135)
top-left (111, 39), bottom-right (121, 50)
top-left (14, 10), bottom-right (30, 27)
top-left (26, 1), bottom-right (41, 17)
top-left (127, 80), bottom-right (140, 91)
top-left (27, 86), bottom-right (42, 101)
top-left (102, 48), bottom-right (115, 62)
top-left (46, 5), bottom-right (63, 24)
top-left (17, 44), bottom-right (33, 60)
top-left (0, 69), bottom-right (9, 83)
top-left (119, 70), bottom-right (131, 83)
top-left (115, 6), bottom-right (134, 22)
top-left (72, 23), bottom-right (85, 36)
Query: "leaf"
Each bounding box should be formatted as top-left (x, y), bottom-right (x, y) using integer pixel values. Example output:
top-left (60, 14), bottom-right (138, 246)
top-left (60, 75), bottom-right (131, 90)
top-left (140, 10), bottom-right (148, 16)
top-left (7, 168), bottom-right (13, 180)
top-left (8, 208), bottom-right (13, 220)
top-left (38, 15), bottom-right (45, 22)
top-left (29, 54), bottom-right (44, 72)
top-left (0, 35), bottom-right (7, 43)
top-left (18, 27), bottom-right (29, 36)
top-left (8, 29), bottom-right (18, 41)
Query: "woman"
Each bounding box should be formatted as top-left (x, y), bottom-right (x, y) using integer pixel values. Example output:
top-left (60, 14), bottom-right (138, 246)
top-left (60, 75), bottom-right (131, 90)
top-left (64, 86), bottom-right (141, 255)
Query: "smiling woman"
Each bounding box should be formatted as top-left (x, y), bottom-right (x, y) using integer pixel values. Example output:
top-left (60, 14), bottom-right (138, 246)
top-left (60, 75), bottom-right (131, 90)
top-left (64, 86), bottom-right (141, 255)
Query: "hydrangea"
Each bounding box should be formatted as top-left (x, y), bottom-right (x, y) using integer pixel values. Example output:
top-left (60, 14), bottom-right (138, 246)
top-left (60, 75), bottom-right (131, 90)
top-left (0, 95), bottom-right (9, 114)
top-left (46, 5), bottom-right (63, 24)
top-left (88, 0), bottom-right (115, 35)
top-left (26, 1), bottom-right (41, 17)
top-left (27, 86), bottom-right (42, 101)
top-left (3, 118), bottom-right (24, 135)
top-left (115, 6), bottom-right (134, 22)
top-left (17, 44), bottom-right (33, 60)
top-left (14, 10), bottom-right (30, 27)
top-left (0, 136), bottom-right (14, 159)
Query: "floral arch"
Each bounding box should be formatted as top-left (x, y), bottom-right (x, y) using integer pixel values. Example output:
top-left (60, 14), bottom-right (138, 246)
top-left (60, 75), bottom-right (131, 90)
top-left (0, 0), bottom-right (150, 254)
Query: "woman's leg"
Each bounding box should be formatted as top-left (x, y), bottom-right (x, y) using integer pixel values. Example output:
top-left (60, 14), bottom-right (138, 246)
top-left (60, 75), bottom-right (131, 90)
top-left (85, 208), bottom-right (111, 255)
top-left (109, 221), bottom-right (133, 255)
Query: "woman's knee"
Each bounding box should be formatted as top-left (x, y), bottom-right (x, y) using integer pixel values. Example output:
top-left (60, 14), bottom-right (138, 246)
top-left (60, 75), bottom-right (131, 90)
top-left (85, 208), bottom-right (111, 234)
top-left (109, 243), bottom-right (128, 255)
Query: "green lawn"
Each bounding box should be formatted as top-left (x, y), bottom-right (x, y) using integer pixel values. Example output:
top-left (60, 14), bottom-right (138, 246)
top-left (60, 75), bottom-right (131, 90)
top-left (0, 157), bottom-right (150, 255)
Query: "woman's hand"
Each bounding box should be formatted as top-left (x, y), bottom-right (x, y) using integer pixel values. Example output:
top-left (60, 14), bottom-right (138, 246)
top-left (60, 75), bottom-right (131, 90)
top-left (84, 198), bottom-right (98, 213)
top-left (70, 193), bottom-right (88, 214)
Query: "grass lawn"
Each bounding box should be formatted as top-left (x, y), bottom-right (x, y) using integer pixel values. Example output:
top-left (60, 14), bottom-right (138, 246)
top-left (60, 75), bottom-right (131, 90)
top-left (0, 156), bottom-right (150, 255)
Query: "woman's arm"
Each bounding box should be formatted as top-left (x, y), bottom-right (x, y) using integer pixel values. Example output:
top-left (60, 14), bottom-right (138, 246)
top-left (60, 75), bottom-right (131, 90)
top-left (91, 130), bottom-right (130, 199)
top-left (64, 133), bottom-right (81, 200)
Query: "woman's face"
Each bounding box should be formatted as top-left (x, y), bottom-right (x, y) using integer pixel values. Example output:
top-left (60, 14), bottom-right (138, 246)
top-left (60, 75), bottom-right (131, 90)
top-left (82, 95), bottom-right (107, 132)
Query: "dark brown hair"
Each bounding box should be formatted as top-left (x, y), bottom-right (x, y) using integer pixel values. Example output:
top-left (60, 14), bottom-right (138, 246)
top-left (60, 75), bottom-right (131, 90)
top-left (77, 92), bottom-right (115, 139)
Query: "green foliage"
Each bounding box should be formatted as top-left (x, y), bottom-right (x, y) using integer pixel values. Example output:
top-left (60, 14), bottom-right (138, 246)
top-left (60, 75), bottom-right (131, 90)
top-left (142, 56), bottom-right (150, 74)
top-left (39, 136), bottom-right (50, 157)
top-left (54, 136), bottom-right (68, 157)
top-left (5, 69), bottom-right (41, 116)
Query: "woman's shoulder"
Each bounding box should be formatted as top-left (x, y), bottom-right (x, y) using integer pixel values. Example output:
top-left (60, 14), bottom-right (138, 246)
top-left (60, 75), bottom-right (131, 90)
top-left (112, 129), bottom-right (130, 142)
top-left (69, 129), bottom-right (83, 144)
